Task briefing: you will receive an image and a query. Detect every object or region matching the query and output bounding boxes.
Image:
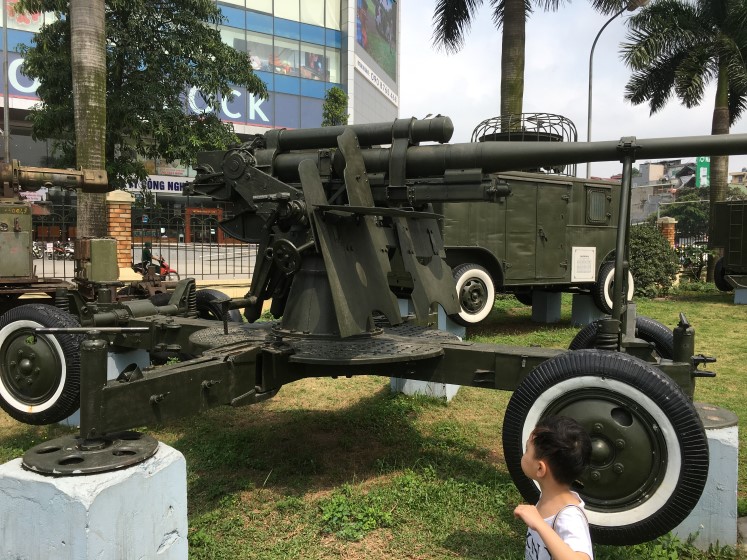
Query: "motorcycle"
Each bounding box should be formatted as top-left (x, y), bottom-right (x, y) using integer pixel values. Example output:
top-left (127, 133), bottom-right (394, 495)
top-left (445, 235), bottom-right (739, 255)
top-left (132, 255), bottom-right (180, 281)
top-left (31, 241), bottom-right (44, 259)
top-left (46, 240), bottom-right (74, 260)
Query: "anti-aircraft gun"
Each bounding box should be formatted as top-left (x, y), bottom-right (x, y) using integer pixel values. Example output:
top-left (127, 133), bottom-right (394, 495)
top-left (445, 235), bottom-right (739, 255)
top-left (11, 117), bottom-right (747, 546)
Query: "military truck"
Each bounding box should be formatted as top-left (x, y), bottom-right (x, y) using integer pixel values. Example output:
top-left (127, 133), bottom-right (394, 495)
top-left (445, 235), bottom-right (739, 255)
top-left (441, 114), bottom-right (634, 325)
top-left (710, 200), bottom-right (747, 291)
top-left (441, 172), bottom-right (634, 325)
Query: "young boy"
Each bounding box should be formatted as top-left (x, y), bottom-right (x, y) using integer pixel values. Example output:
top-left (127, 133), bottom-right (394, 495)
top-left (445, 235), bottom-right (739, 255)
top-left (514, 416), bottom-right (593, 560)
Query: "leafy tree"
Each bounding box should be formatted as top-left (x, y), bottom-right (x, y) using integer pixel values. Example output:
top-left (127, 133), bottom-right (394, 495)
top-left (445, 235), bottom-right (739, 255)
top-left (322, 86), bottom-right (348, 127)
top-left (621, 0), bottom-right (747, 276)
top-left (629, 223), bottom-right (680, 297)
top-left (17, 0), bottom-right (268, 189)
top-left (431, 0), bottom-right (627, 117)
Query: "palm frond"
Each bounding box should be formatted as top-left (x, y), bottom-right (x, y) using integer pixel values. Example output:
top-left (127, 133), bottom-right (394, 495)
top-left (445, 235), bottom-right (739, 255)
top-left (625, 53), bottom-right (688, 114)
top-left (432, 0), bottom-right (484, 53)
top-left (673, 46), bottom-right (714, 107)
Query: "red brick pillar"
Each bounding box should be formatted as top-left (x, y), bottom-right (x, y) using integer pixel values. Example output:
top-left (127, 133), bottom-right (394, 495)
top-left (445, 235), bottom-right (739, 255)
top-left (106, 190), bottom-right (138, 279)
top-left (657, 217), bottom-right (677, 248)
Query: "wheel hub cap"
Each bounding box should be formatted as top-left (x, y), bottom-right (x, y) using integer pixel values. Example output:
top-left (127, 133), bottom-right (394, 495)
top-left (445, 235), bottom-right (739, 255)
top-left (2, 329), bottom-right (63, 404)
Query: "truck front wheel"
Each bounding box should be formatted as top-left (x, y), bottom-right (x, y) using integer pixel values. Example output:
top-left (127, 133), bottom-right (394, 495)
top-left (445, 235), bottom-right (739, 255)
top-left (450, 263), bottom-right (495, 326)
top-left (502, 350), bottom-right (708, 545)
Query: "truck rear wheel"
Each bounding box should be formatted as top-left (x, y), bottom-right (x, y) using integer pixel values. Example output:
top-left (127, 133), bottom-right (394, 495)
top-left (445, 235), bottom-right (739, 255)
top-left (0, 304), bottom-right (81, 425)
top-left (451, 263), bottom-right (495, 326)
top-left (502, 350), bottom-right (708, 545)
top-left (593, 261), bottom-right (634, 314)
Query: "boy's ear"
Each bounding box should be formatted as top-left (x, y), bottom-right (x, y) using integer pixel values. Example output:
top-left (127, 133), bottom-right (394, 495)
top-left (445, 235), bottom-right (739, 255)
top-left (536, 459), bottom-right (548, 479)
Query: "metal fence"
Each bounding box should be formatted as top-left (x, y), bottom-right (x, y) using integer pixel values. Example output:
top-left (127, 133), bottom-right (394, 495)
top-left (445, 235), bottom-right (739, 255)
top-left (31, 201), bottom-right (258, 282)
top-left (130, 202), bottom-right (257, 281)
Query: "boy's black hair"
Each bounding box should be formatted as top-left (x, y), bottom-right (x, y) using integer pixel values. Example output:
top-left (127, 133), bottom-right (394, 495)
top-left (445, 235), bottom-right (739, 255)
top-left (531, 416), bottom-right (591, 485)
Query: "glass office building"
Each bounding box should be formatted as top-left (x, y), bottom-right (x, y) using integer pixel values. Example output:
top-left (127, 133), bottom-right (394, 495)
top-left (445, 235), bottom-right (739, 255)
top-left (0, 0), bottom-right (399, 179)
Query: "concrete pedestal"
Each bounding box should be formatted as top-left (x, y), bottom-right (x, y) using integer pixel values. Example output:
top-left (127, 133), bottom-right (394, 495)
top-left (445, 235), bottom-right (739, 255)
top-left (673, 403), bottom-right (738, 549)
top-left (734, 289), bottom-right (747, 305)
top-left (570, 293), bottom-right (606, 326)
top-left (0, 443), bottom-right (188, 559)
top-left (531, 291), bottom-right (562, 324)
top-left (390, 303), bottom-right (462, 402)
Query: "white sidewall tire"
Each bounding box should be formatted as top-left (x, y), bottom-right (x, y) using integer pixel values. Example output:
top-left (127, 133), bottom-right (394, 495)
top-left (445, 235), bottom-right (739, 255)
top-left (601, 266), bottom-right (635, 312)
top-left (520, 375), bottom-right (681, 528)
top-left (454, 265), bottom-right (495, 324)
top-left (0, 319), bottom-right (67, 414)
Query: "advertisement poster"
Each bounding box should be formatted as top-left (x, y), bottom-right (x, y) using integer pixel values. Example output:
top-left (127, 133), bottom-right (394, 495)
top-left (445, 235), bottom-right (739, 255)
top-left (355, 0), bottom-right (397, 81)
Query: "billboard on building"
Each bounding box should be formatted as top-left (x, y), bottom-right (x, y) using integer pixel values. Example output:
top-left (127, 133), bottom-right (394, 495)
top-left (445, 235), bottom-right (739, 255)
top-left (696, 156), bottom-right (710, 188)
top-left (355, 0), bottom-right (397, 82)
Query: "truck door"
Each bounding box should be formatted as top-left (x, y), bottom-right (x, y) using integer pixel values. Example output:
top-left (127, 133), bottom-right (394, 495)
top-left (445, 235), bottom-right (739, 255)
top-left (504, 184), bottom-right (538, 281)
top-left (536, 183), bottom-right (570, 279)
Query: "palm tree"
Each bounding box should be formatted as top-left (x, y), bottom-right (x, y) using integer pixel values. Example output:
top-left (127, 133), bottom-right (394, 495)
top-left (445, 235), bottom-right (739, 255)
top-left (621, 0), bottom-right (747, 255)
top-left (432, 0), bottom-right (629, 118)
top-left (71, 0), bottom-right (107, 237)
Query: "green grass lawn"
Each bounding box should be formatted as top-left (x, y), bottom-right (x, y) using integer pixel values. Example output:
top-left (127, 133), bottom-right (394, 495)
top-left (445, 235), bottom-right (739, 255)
top-left (0, 287), bottom-right (744, 559)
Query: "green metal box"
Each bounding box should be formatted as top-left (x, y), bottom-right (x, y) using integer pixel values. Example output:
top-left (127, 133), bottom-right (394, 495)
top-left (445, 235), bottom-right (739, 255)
top-left (0, 200), bottom-right (33, 278)
top-left (76, 237), bottom-right (120, 282)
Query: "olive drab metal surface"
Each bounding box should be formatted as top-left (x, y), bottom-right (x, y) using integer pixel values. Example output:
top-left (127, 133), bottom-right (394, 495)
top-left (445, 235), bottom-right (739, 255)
top-left (711, 200), bottom-right (747, 290)
top-left (440, 173), bottom-right (621, 322)
top-left (5, 116), bottom-right (747, 545)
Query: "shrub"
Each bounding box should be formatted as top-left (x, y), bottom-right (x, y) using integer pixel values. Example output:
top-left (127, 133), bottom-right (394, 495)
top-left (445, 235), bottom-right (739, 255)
top-left (629, 224), bottom-right (680, 297)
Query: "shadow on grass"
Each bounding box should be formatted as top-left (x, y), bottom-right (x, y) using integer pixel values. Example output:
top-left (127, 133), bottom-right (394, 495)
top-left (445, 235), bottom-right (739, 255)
top-left (166, 385), bottom-right (514, 517)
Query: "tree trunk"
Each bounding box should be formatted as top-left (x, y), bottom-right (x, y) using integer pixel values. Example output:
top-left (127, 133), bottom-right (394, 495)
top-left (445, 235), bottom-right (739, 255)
top-left (71, 0), bottom-right (107, 238)
top-left (500, 0), bottom-right (525, 118)
top-left (706, 60), bottom-right (730, 281)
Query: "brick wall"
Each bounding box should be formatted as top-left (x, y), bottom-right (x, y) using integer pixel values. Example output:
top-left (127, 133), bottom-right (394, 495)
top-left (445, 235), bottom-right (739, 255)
top-left (106, 190), bottom-right (134, 271)
top-left (657, 217), bottom-right (677, 248)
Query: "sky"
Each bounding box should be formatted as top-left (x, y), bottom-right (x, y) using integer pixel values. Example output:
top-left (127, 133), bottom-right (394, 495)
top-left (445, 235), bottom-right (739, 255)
top-left (398, 1), bottom-right (747, 179)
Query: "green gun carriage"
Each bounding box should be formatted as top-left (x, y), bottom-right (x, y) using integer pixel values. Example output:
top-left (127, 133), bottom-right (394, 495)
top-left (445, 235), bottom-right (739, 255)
top-left (2, 117), bottom-right (745, 546)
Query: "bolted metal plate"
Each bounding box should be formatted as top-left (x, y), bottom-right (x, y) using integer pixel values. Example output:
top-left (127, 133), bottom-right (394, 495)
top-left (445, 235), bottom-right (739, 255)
top-left (189, 322), bottom-right (273, 352)
top-left (288, 324), bottom-right (459, 365)
top-left (22, 431), bottom-right (159, 476)
top-left (188, 320), bottom-right (459, 366)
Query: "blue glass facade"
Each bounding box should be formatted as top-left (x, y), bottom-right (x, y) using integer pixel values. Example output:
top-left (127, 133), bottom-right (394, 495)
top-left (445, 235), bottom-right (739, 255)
top-left (0, 1), bottom-right (345, 131)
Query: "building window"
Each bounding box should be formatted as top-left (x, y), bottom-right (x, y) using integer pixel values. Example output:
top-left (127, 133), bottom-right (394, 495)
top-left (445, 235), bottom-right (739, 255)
top-left (326, 0), bottom-right (341, 30)
top-left (274, 0), bottom-right (299, 22)
top-left (300, 0), bottom-right (324, 27)
top-left (300, 42), bottom-right (325, 80)
top-left (220, 26), bottom-right (246, 52)
top-left (273, 36), bottom-right (299, 76)
top-left (246, 31), bottom-right (273, 71)
top-left (326, 48), bottom-right (340, 83)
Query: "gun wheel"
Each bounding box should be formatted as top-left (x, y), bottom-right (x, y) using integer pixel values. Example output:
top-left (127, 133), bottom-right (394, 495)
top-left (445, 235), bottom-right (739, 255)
top-left (569, 316), bottom-right (674, 359)
top-left (451, 263), bottom-right (495, 326)
top-left (0, 304), bottom-right (81, 425)
top-left (502, 350), bottom-right (708, 545)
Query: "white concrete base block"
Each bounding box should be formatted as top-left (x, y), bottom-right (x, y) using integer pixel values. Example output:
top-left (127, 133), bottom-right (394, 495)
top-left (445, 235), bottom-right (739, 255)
top-left (390, 304), bottom-right (462, 402)
top-left (61, 347), bottom-right (151, 428)
top-left (531, 291), bottom-right (561, 324)
top-left (570, 293), bottom-right (606, 327)
top-left (673, 403), bottom-right (738, 549)
top-left (0, 442), bottom-right (188, 559)
top-left (734, 288), bottom-right (747, 305)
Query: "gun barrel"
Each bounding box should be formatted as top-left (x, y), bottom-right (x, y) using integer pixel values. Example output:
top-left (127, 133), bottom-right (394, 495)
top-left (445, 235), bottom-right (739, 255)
top-left (265, 116), bottom-right (454, 151)
top-left (272, 132), bottom-right (747, 182)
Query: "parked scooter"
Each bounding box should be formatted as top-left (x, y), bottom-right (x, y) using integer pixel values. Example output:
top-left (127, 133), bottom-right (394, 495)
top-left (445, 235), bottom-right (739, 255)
top-left (132, 255), bottom-right (180, 281)
top-left (46, 240), bottom-right (74, 260)
top-left (31, 241), bottom-right (44, 259)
